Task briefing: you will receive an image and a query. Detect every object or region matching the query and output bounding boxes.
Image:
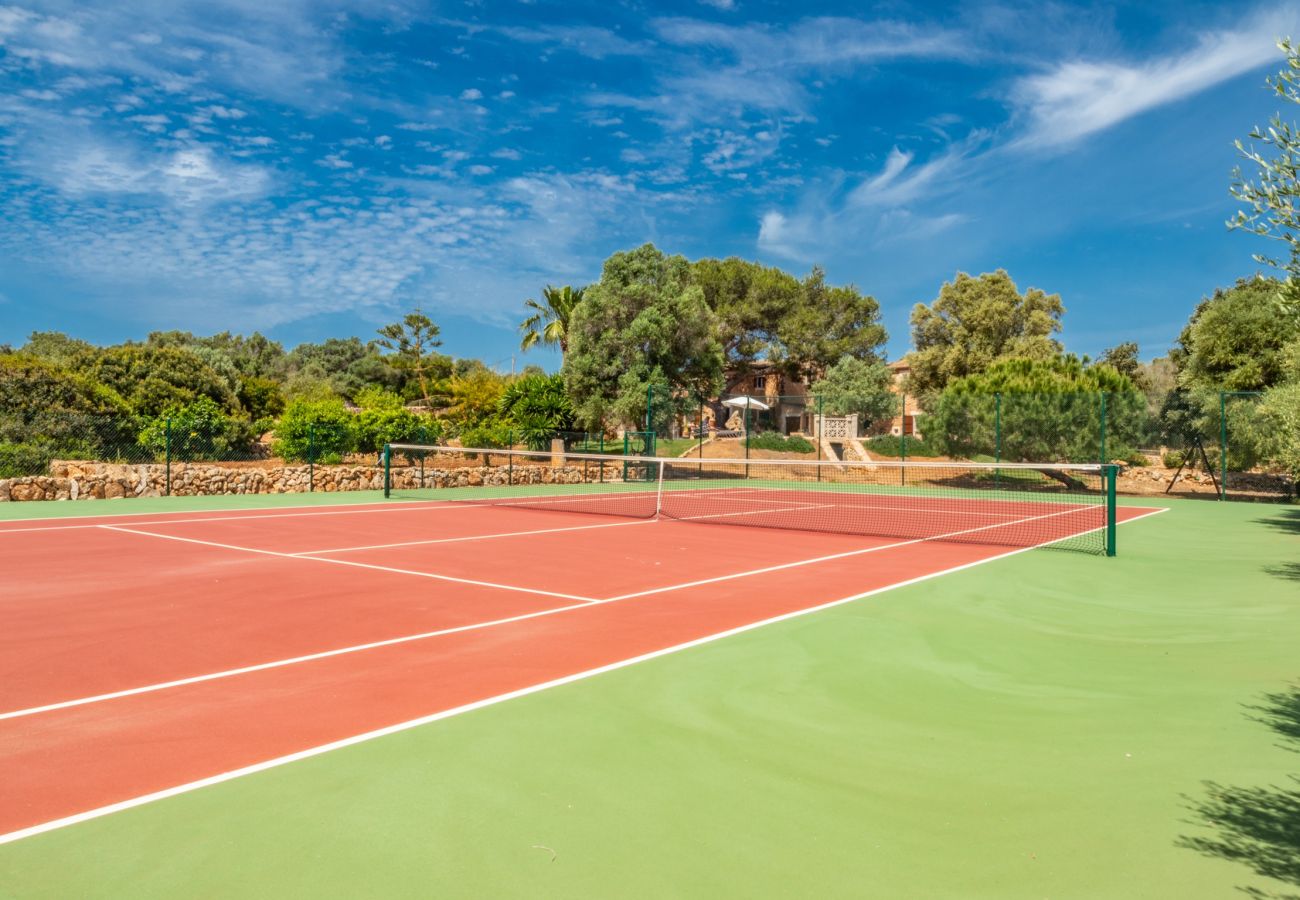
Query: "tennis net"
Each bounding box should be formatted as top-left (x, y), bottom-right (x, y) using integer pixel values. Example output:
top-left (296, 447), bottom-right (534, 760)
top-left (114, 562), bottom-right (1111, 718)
top-left (384, 444), bottom-right (1119, 555)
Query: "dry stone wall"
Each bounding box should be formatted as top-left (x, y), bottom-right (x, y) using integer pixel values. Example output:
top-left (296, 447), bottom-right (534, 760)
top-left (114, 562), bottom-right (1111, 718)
top-left (0, 460), bottom-right (606, 502)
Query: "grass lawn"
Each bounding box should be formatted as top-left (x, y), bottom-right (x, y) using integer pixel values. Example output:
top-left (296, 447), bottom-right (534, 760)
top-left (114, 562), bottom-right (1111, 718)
top-left (1, 494), bottom-right (1297, 897)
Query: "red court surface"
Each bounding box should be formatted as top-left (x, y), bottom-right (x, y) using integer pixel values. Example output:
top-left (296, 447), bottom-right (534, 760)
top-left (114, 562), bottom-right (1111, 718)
top-left (0, 497), bottom-right (1163, 842)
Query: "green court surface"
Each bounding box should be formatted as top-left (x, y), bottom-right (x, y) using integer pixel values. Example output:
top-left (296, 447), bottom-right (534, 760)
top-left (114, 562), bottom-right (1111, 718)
top-left (2, 494), bottom-right (1298, 898)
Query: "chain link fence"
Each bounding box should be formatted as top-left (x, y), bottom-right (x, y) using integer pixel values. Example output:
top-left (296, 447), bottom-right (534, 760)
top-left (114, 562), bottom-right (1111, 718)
top-left (644, 388), bottom-right (1295, 500)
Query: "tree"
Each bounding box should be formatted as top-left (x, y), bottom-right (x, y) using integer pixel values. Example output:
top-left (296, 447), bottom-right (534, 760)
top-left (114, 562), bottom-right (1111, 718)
top-left (563, 244), bottom-right (724, 430)
top-left (907, 270), bottom-right (1064, 396)
top-left (1097, 342), bottom-right (1142, 384)
top-left (519, 285), bottom-right (585, 357)
top-left (774, 267), bottom-right (888, 380)
top-left (22, 331), bottom-right (94, 366)
top-left (692, 257), bottom-right (801, 375)
top-left (810, 356), bottom-right (898, 423)
top-left (137, 396), bottom-right (256, 461)
top-left (376, 308), bottom-right (443, 403)
top-left (75, 345), bottom-right (237, 417)
top-left (1229, 39), bottom-right (1300, 312)
top-left (271, 398), bottom-right (356, 463)
top-left (498, 373), bottom-right (577, 450)
top-left (1174, 277), bottom-right (1300, 391)
top-left (926, 356), bottom-right (1143, 469)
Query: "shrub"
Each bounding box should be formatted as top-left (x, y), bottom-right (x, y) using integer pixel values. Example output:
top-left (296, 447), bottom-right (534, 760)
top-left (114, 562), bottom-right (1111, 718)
top-left (0, 442), bottom-right (54, 478)
top-left (459, 419), bottom-right (514, 450)
top-left (866, 434), bottom-right (937, 458)
top-left (746, 431), bottom-right (815, 453)
top-left (272, 398), bottom-right (356, 462)
top-left (355, 407), bottom-right (437, 453)
top-left (1162, 449), bottom-right (1187, 469)
top-left (138, 397), bottom-right (256, 461)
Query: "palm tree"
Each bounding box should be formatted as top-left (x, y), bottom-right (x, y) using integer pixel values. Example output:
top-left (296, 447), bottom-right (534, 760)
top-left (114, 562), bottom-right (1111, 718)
top-left (519, 285), bottom-right (584, 357)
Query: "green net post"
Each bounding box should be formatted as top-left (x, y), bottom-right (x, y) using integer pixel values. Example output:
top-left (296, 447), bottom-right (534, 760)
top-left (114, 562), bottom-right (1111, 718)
top-left (1100, 392), bottom-right (1108, 465)
top-left (164, 416), bottom-right (172, 497)
top-left (1105, 464), bottom-right (1117, 557)
top-left (1219, 391), bottom-right (1227, 501)
top-left (383, 444), bottom-right (391, 498)
top-left (308, 421), bottom-right (315, 493)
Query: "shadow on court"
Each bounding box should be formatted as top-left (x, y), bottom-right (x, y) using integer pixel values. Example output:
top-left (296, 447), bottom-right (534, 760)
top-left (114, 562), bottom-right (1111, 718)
top-left (1179, 685), bottom-right (1300, 899)
top-left (1258, 508), bottom-right (1300, 537)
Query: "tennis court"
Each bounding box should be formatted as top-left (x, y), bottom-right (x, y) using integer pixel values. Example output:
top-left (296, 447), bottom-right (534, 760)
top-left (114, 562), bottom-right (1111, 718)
top-left (13, 449), bottom-right (1300, 899)
top-left (0, 449), bottom-right (1163, 846)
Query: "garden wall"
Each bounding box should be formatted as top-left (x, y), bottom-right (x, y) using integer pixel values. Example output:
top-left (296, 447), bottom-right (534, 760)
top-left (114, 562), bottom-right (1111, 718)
top-left (0, 460), bottom-right (601, 502)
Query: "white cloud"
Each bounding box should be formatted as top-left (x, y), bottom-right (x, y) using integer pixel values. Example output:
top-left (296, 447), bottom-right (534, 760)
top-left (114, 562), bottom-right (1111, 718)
top-left (317, 153), bottom-right (352, 169)
top-left (459, 88), bottom-right (483, 101)
top-left (1011, 10), bottom-right (1292, 149)
top-left (700, 0), bottom-right (737, 9)
top-left (467, 164), bottom-right (494, 175)
top-left (490, 148), bottom-right (522, 160)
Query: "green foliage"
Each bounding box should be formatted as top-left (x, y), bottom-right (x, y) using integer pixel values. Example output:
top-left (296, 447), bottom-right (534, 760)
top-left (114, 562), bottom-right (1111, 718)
top-left (22, 331), bottom-right (95, 365)
top-left (0, 442), bottom-right (55, 478)
top-left (284, 337), bottom-right (416, 401)
top-left (866, 434), bottom-right (937, 458)
top-left (1256, 381), bottom-right (1300, 477)
top-left (810, 355), bottom-right (898, 421)
top-left (908, 269), bottom-right (1064, 396)
top-left (77, 345), bottom-right (237, 417)
top-left (237, 375), bottom-right (285, 420)
top-left (519, 285), bottom-right (585, 356)
top-left (497, 374), bottom-right (576, 451)
top-left (137, 397), bottom-right (256, 461)
top-left (564, 244), bottom-right (724, 430)
top-left (774, 267), bottom-right (887, 379)
top-left (1097, 342), bottom-right (1143, 386)
top-left (351, 388), bottom-right (435, 453)
top-left (1162, 449), bottom-right (1187, 469)
top-left (1229, 39), bottom-right (1300, 311)
top-left (376, 308), bottom-right (443, 403)
top-left (443, 368), bottom-right (510, 427)
top-left (272, 399), bottom-right (356, 462)
top-left (693, 257), bottom-right (803, 373)
top-left (459, 419), bottom-right (514, 450)
top-left (927, 357), bottom-right (1143, 463)
top-left (745, 432), bottom-right (815, 453)
top-left (0, 352), bottom-right (128, 419)
top-left (1175, 278), bottom-right (1300, 391)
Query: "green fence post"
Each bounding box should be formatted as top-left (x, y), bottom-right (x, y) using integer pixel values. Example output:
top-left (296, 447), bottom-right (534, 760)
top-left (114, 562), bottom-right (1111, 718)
top-left (1106, 464), bottom-right (1117, 557)
top-left (308, 421), bottom-right (315, 493)
top-left (508, 431), bottom-right (514, 486)
top-left (1100, 392), bottom-right (1108, 465)
top-left (164, 416), bottom-right (172, 497)
top-left (645, 385), bottom-right (653, 434)
top-left (1219, 391), bottom-right (1227, 501)
top-left (994, 393), bottom-right (1002, 488)
top-left (900, 392), bottom-right (907, 485)
top-left (816, 395), bottom-right (823, 483)
top-left (383, 444), bottom-right (391, 499)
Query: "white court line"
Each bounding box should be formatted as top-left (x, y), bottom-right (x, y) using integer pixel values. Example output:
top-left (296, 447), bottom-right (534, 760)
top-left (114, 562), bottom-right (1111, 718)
top-left (0, 506), bottom-right (1159, 722)
top-left (0, 507), bottom-right (1169, 847)
top-left (97, 525), bottom-right (599, 604)
top-left (292, 518), bottom-right (655, 556)
top-left (0, 501), bottom-right (492, 534)
top-left (0, 598), bottom-right (594, 722)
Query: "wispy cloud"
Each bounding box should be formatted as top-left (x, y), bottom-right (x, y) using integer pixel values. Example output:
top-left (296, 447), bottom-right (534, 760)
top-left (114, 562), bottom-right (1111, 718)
top-left (1010, 8), bottom-right (1293, 149)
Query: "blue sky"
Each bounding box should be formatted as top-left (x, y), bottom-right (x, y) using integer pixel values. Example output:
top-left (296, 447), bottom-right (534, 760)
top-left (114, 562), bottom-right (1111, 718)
top-left (0, 0), bottom-right (1296, 369)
